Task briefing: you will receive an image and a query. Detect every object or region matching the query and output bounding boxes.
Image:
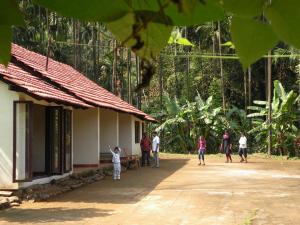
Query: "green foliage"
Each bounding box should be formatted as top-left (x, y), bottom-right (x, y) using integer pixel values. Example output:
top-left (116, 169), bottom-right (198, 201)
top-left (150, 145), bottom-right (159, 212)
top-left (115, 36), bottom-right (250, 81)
top-left (156, 93), bottom-right (250, 153)
top-left (0, 0), bottom-right (24, 65)
top-left (0, 26), bottom-right (12, 65)
top-left (230, 16), bottom-right (278, 69)
top-left (1, 0), bottom-right (25, 25)
top-left (265, 0), bottom-right (300, 49)
top-left (3, 0), bottom-right (300, 70)
top-left (33, 0), bottom-right (130, 22)
top-left (247, 80), bottom-right (300, 155)
top-left (106, 13), bottom-right (173, 59)
top-left (164, 0), bottom-right (225, 26)
top-left (220, 0), bottom-right (264, 17)
top-left (168, 29), bottom-right (194, 46)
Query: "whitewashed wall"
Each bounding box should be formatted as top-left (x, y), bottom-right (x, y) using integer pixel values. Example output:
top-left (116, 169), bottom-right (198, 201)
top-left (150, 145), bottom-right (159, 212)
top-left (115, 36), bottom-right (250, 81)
top-left (100, 108), bottom-right (118, 153)
top-left (0, 82), bottom-right (19, 189)
top-left (73, 108), bottom-right (99, 165)
top-left (119, 113), bottom-right (132, 154)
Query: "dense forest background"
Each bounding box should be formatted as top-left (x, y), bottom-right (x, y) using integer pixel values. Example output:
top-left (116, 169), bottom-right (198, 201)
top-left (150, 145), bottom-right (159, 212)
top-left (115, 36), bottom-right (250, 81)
top-left (13, 1), bottom-right (300, 156)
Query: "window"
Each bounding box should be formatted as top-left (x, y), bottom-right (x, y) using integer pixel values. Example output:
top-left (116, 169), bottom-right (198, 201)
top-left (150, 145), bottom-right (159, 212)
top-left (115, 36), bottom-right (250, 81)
top-left (13, 101), bottom-right (33, 182)
top-left (135, 121), bottom-right (140, 143)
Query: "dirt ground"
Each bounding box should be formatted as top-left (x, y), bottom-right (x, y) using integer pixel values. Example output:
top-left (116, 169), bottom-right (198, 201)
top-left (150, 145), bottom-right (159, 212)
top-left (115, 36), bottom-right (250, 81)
top-left (1, 154), bottom-right (300, 225)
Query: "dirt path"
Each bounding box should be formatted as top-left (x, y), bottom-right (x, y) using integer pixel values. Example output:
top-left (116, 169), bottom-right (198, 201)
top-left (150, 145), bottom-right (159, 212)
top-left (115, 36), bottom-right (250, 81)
top-left (1, 154), bottom-right (300, 225)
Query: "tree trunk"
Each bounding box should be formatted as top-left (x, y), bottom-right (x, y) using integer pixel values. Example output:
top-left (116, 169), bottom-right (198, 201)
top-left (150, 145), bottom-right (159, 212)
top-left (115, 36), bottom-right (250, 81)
top-left (185, 27), bottom-right (190, 100)
top-left (217, 21), bottom-right (226, 112)
top-left (248, 66), bottom-right (252, 106)
top-left (267, 51), bottom-right (272, 156)
top-left (92, 23), bottom-right (97, 81)
top-left (72, 19), bottom-right (77, 69)
top-left (174, 45), bottom-right (179, 98)
top-left (135, 55), bottom-right (141, 109)
top-left (77, 21), bottom-right (81, 71)
top-left (159, 55), bottom-right (163, 116)
top-left (119, 47), bottom-right (124, 99)
top-left (244, 70), bottom-right (247, 110)
top-left (127, 49), bottom-right (132, 104)
top-left (112, 39), bottom-right (117, 93)
top-left (45, 9), bottom-right (51, 71)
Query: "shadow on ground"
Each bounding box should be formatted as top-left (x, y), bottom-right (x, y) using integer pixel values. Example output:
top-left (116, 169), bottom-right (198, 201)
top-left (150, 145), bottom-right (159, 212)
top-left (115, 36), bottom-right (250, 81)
top-left (0, 158), bottom-right (189, 224)
top-left (0, 207), bottom-right (112, 223)
top-left (51, 158), bottom-right (189, 204)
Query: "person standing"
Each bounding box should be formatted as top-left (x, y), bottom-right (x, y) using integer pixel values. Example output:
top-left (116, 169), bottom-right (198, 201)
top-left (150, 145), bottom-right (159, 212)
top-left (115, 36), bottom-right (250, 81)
top-left (109, 146), bottom-right (122, 180)
top-left (140, 132), bottom-right (151, 166)
top-left (238, 133), bottom-right (248, 163)
top-left (152, 131), bottom-right (160, 168)
top-left (220, 131), bottom-right (232, 163)
top-left (197, 136), bottom-right (206, 165)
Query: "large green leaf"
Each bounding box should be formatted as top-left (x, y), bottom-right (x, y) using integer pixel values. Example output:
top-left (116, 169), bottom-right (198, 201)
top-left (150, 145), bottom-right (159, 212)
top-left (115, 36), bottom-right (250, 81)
top-left (165, 0), bottom-right (225, 26)
top-left (176, 37), bottom-right (194, 46)
top-left (168, 29), bottom-right (194, 46)
top-left (106, 13), bottom-right (172, 59)
top-left (266, 0), bottom-right (300, 49)
top-left (0, 0), bottom-right (24, 25)
top-left (230, 16), bottom-right (279, 68)
top-left (0, 26), bottom-right (12, 66)
top-left (274, 80), bottom-right (286, 99)
top-left (125, 0), bottom-right (163, 11)
top-left (253, 100), bottom-right (267, 105)
top-left (220, 0), bottom-right (265, 17)
top-left (33, 0), bottom-right (130, 22)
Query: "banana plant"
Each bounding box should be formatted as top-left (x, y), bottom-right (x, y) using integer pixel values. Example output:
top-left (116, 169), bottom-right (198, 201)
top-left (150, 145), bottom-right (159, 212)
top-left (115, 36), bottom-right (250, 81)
top-left (247, 80), bottom-right (300, 155)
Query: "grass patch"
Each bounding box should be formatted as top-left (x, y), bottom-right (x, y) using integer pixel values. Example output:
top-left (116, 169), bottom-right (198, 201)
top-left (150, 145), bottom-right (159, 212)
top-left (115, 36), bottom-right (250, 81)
top-left (241, 208), bottom-right (259, 225)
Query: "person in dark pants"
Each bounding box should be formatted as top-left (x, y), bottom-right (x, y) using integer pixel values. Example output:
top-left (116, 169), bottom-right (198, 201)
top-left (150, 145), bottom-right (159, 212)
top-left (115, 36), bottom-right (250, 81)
top-left (140, 132), bottom-right (151, 166)
top-left (220, 131), bottom-right (232, 163)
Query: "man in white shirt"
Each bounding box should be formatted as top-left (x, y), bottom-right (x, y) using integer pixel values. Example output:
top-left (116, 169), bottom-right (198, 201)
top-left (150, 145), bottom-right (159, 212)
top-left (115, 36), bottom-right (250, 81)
top-left (238, 133), bottom-right (248, 163)
top-left (152, 131), bottom-right (160, 168)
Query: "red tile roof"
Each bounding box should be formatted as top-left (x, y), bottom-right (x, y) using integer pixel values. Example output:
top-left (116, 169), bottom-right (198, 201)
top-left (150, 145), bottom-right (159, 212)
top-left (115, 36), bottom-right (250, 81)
top-left (11, 44), bottom-right (156, 121)
top-left (0, 63), bottom-right (91, 108)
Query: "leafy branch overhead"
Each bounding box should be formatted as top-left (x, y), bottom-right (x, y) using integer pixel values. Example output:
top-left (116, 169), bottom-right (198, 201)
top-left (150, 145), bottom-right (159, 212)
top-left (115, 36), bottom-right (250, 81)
top-left (1, 0), bottom-right (300, 83)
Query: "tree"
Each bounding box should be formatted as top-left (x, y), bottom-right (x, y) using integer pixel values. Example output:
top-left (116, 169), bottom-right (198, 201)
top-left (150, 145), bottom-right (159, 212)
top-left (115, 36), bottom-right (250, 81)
top-left (3, 0), bottom-right (300, 89)
top-left (248, 80), bottom-right (300, 155)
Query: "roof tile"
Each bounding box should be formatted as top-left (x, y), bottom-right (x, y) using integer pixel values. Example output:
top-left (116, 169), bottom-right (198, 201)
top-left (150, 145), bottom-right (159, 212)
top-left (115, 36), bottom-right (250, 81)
top-left (11, 44), bottom-right (155, 121)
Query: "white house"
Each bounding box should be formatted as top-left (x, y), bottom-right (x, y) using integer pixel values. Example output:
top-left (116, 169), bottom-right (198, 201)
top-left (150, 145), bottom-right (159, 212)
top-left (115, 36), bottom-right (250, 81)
top-left (0, 44), bottom-right (155, 190)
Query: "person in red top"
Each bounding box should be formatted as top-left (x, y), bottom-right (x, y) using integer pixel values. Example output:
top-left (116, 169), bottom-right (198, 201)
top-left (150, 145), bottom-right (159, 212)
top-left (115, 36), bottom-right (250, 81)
top-left (197, 136), bottom-right (206, 165)
top-left (140, 132), bottom-right (151, 166)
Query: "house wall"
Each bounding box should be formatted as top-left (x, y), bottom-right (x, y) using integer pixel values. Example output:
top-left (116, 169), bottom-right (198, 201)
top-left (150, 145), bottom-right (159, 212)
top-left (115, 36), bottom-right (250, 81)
top-left (131, 116), bottom-right (143, 156)
top-left (73, 108), bottom-right (99, 166)
top-left (32, 104), bottom-right (46, 173)
top-left (100, 108), bottom-right (118, 153)
top-left (119, 113), bottom-right (132, 154)
top-left (0, 82), bottom-right (19, 189)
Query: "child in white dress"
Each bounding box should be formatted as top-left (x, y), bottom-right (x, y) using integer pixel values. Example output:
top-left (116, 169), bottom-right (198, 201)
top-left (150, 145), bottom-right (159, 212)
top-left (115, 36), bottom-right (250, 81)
top-left (109, 146), bottom-right (122, 180)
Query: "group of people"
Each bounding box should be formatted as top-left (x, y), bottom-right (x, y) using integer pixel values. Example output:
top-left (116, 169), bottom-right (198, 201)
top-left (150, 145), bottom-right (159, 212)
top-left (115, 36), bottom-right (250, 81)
top-left (197, 131), bottom-right (248, 165)
top-left (140, 131), bottom-right (160, 168)
top-left (108, 131), bottom-right (160, 180)
top-left (110, 130), bottom-right (248, 180)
